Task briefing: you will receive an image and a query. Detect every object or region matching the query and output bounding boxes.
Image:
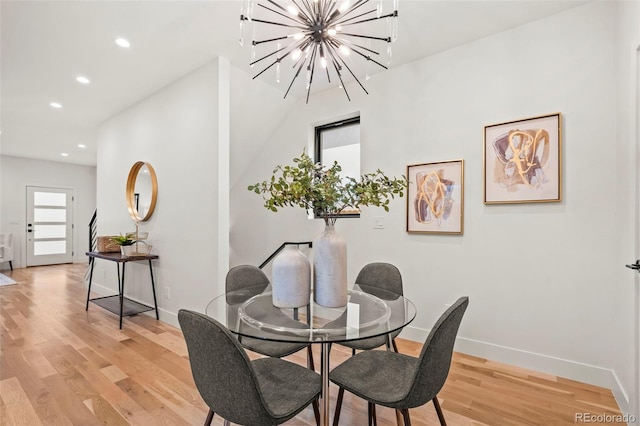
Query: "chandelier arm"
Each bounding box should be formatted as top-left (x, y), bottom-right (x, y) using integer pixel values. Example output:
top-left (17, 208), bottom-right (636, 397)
top-left (353, 48), bottom-right (388, 70)
top-left (331, 61), bottom-right (351, 101)
top-left (340, 10), bottom-right (396, 26)
top-left (299, 0), bottom-right (316, 20)
top-left (322, 40), bottom-right (334, 83)
top-left (253, 36), bottom-right (311, 68)
top-left (290, 40), bottom-right (313, 69)
top-left (306, 45), bottom-right (319, 103)
top-left (290, 0), bottom-right (313, 24)
top-left (259, 3), bottom-right (308, 25)
top-left (250, 44), bottom-right (288, 66)
top-left (333, 8), bottom-right (377, 26)
top-left (251, 17), bottom-right (307, 30)
top-left (331, 45), bottom-right (369, 94)
top-left (324, 0), bottom-right (340, 22)
top-left (284, 59), bottom-right (307, 99)
top-left (330, 37), bottom-right (379, 56)
top-left (340, 32), bottom-right (390, 42)
top-left (253, 35), bottom-right (292, 46)
top-left (253, 60), bottom-right (280, 80)
top-left (328, 0), bottom-right (369, 25)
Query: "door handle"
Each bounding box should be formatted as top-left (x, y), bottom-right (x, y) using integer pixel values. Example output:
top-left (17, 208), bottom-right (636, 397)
top-left (625, 260), bottom-right (640, 270)
top-left (27, 229), bottom-right (32, 233)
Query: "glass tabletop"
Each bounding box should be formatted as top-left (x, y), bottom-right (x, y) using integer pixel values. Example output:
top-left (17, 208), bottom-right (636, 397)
top-left (205, 284), bottom-right (416, 344)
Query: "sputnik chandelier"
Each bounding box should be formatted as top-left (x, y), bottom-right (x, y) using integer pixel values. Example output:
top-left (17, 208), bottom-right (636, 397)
top-left (239, 0), bottom-right (399, 102)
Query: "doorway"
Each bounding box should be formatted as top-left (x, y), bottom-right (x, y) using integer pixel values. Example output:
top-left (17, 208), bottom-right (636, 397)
top-left (26, 186), bottom-right (74, 266)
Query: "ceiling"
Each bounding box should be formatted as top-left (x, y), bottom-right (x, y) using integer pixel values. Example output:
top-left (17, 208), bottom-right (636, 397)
top-left (0, 0), bottom-right (588, 167)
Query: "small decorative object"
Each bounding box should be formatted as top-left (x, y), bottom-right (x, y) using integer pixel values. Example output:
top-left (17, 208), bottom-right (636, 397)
top-left (248, 151), bottom-right (406, 307)
top-left (121, 242), bottom-right (152, 257)
top-left (406, 160), bottom-right (464, 234)
top-left (484, 113), bottom-right (562, 204)
top-left (96, 236), bottom-right (120, 253)
top-left (272, 245), bottom-right (311, 308)
top-left (111, 233), bottom-right (136, 256)
top-left (313, 225), bottom-right (347, 307)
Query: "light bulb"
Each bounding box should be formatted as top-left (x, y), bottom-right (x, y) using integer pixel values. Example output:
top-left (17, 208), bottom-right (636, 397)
top-left (339, 45), bottom-right (350, 56)
top-left (327, 28), bottom-right (337, 36)
top-left (292, 48), bottom-right (302, 61)
top-left (320, 56), bottom-right (327, 68)
top-left (287, 5), bottom-right (298, 15)
top-left (293, 32), bottom-right (304, 40)
top-left (338, 0), bottom-right (350, 12)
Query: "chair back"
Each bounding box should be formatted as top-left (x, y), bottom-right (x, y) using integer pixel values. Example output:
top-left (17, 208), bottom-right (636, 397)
top-left (226, 264), bottom-right (270, 292)
top-left (0, 233), bottom-right (13, 261)
top-left (355, 262), bottom-right (403, 296)
top-left (178, 310), bottom-right (273, 425)
top-left (404, 297), bottom-right (468, 407)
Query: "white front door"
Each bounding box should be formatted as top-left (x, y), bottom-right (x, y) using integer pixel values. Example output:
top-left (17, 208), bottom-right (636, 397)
top-left (26, 186), bottom-right (74, 267)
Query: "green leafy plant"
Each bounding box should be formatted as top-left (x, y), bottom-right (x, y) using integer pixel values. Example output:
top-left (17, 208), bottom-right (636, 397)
top-left (248, 151), bottom-right (407, 225)
top-left (111, 233), bottom-right (136, 246)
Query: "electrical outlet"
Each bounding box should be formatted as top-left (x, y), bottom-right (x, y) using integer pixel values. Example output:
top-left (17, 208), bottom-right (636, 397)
top-left (166, 287), bottom-right (170, 300)
top-left (373, 216), bottom-right (384, 229)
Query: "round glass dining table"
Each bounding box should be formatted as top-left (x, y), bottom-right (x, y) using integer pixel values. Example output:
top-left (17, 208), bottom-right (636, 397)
top-left (205, 284), bottom-right (416, 426)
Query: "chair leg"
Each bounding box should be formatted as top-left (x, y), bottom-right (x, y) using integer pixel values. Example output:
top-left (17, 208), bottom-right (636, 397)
top-left (352, 348), bottom-right (356, 356)
top-left (333, 388), bottom-right (345, 426)
top-left (307, 346), bottom-right (315, 371)
top-left (9, 261), bottom-right (13, 271)
top-left (392, 338), bottom-right (399, 353)
top-left (312, 398), bottom-right (320, 426)
top-left (223, 420), bottom-right (230, 426)
top-left (368, 402), bottom-right (377, 426)
top-left (401, 408), bottom-right (411, 426)
top-left (204, 409), bottom-right (214, 426)
top-left (433, 397), bottom-right (446, 426)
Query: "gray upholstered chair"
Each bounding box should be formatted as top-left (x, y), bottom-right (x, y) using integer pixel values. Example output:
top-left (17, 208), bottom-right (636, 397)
top-left (178, 309), bottom-right (322, 426)
top-left (226, 265), bottom-right (315, 369)
top-left (340, 262), bottom-right (404, 354)
top-left (329, 297), bottom-right (469, 426)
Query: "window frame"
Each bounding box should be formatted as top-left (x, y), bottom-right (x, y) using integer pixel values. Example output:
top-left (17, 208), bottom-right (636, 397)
top-left (314, 116), bottom-right (361, 219)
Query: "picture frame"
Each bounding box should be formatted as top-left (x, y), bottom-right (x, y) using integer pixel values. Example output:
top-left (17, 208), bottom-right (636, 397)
top-left (483, 112), bottom-right (562, 204)
top-left (406, 159), bottom-right (464, 234)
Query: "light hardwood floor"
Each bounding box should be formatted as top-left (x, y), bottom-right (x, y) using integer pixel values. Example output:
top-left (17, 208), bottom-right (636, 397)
top-left (0, 264), bottom-right (624, 425)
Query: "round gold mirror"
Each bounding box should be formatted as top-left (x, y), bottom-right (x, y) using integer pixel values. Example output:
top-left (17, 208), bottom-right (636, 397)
top-left (126, 162), bottom-right (158, 222)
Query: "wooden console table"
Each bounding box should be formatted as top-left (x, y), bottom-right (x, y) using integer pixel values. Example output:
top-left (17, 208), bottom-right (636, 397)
top-left (85, 251), bottom-right (159, 329)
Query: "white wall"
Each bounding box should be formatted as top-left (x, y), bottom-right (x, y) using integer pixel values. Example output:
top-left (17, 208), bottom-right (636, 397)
top-left (231, 0), bottom-right (633, 406)
top-left (96, 59), bottom-right (228, 325)
top-left (0, 155), bottom-right (96, 268)
top-left (615, 0), bottom-right (640, 418)
top-left (94, 52), bottom-right (305, 326)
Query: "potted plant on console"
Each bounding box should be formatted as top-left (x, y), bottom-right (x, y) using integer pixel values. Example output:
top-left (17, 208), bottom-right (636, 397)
top-left (248, 151), bottom-right (407, 308)
top-left (112, 233), bottom-right (136, 257)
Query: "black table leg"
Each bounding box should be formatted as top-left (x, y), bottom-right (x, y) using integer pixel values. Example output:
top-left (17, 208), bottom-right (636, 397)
top-left (148, 259), bottom-right (159, 320)
top-left (85, 257), bottom-right (95, 310)
top-left (119, 263), bottom-right (126, 329)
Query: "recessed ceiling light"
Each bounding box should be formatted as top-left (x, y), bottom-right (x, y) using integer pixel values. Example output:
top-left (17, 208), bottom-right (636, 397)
top-left (76, 76), bottom-right (90, 84)
top-left (78, 144), bottom-right (86, 148)
top-left (115, 38), bottom-right (130, 48)
top-left (50, 102), bottom-right (62, 108)
top-left (61, 153), bottom-right (69, 157)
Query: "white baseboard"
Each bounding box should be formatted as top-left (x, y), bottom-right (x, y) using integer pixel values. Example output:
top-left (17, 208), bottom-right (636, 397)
top-left (84, 286), bottom-right (632, 420)
top-left (401, 325), bottom-right (631, 418)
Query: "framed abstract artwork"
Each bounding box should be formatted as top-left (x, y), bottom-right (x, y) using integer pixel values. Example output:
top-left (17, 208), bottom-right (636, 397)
top-left (406, 159), bottom-right (464, 234)
top-left (484, 113), bottom-right (562, 204)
